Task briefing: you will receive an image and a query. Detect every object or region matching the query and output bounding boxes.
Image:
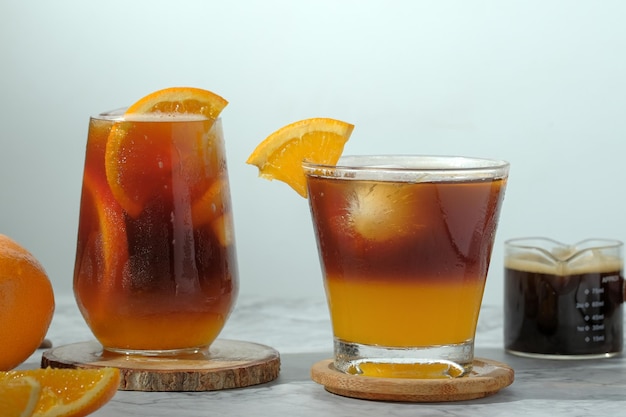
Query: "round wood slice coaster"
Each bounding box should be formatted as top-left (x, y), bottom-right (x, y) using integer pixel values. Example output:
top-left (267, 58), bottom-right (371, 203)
top-left (41, 339), bottom-right (280, 392)
top-left (310, 358), bottom-right (514, 402)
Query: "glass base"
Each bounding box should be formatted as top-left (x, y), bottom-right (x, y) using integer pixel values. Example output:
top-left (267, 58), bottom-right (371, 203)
top-left (103, 345), bottom-right (210, 357)
top-left (333, 337), bottom-right (474, 379)
top-left (506, 349), bottom-right (621, 360)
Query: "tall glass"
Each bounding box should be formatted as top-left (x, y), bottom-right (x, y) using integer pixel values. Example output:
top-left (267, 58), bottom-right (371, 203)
top-left (74, 109), bottom-right (238, 355)
top-left (304, 155), bottom-right (509, 378)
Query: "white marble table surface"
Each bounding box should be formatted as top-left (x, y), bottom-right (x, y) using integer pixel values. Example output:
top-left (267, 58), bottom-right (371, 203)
top-left (21, 294), bottom-right (626, 416)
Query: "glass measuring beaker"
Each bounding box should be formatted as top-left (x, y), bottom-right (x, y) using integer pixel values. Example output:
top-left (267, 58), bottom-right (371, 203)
top-left (504, 238), bottom-right (623, 359)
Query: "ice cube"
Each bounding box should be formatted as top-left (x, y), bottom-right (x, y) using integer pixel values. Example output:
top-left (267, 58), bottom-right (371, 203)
top-left (347, 182), bottom-right (419, 241)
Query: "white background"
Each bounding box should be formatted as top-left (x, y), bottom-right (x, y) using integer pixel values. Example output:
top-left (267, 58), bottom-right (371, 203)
top-left (1, 1), bottom-right (625, 307)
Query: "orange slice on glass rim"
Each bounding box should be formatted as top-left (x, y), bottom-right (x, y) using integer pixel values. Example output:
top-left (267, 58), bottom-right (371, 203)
top-left (0, 367), bottom-right (120, 417)
top-left (246, 118), bottom-right (354, 197)
top-left (105, 87), bottom-right (228, 217)
top-left (124, 86), bottom-right (228, 119)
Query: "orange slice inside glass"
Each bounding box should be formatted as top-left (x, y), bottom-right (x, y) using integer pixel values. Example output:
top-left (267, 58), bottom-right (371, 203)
top-left (0, 367), bottom-right (120, 417)
top-left (191, 179), bottom-right (226, 227)
top-left (105, 87), bottom-right (228, 218)
top-left (246, 118), bottom-right (354, 197)
top-left (80, 169), bottom-right (128, 288)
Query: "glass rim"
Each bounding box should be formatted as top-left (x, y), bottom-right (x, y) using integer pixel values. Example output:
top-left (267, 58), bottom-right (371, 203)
top-left (89, 107), bottom-right (126, 121)
top-left (505, 237), bottom-right (623, 248)
top-left (505, 237), bottom-right (623, 265)
top-left (89, 107), bottom-right (221, 122)
top-left (302, 155), bottom-right (509, 181)
top-left (505, 237), bottom-right (623, 253)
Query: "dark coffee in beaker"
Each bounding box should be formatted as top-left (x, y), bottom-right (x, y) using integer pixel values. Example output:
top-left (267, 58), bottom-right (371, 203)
top-left (504, 238), bottom-right (624, 358)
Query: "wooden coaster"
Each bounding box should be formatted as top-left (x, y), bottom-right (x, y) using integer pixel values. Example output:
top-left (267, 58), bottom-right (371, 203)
top-left (41, 339), bottom-right (280, 392)
top-left (311, 358), bottom-right (514, 402)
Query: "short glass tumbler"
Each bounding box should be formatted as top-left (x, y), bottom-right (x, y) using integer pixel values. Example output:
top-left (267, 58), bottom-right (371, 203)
top-left (304, 155), bottom-right (509, 378)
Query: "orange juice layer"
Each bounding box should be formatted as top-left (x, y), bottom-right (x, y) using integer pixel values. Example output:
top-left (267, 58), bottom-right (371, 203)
top-left (326, 275), bottom-right (485, 347)
top-left (85, 310), bottom-right (226, 351)
top-left (75, 282), bottom-right (234, 351)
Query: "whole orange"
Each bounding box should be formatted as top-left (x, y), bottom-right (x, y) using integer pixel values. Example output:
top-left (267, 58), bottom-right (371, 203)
top-left (0, 234), bottom-right (55, 370)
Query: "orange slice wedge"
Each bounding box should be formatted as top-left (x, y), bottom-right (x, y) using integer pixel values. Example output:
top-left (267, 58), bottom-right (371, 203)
top-left (191, 179), bottom-right (226, 227)
top-left (105, 87), bottom-right (228, 217)
top-left (246, 118), bottom-right (354, 197)
top-left (210, 212), bottom-right (235, 247)
top-left (80, 169), bottom-right (128, 289)
top-left (0, 376), bottom-right (40, 417)
top-left (125, 86), bottom-right (228, 119)
top-left (0, 367), bottom-right (120, 417)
